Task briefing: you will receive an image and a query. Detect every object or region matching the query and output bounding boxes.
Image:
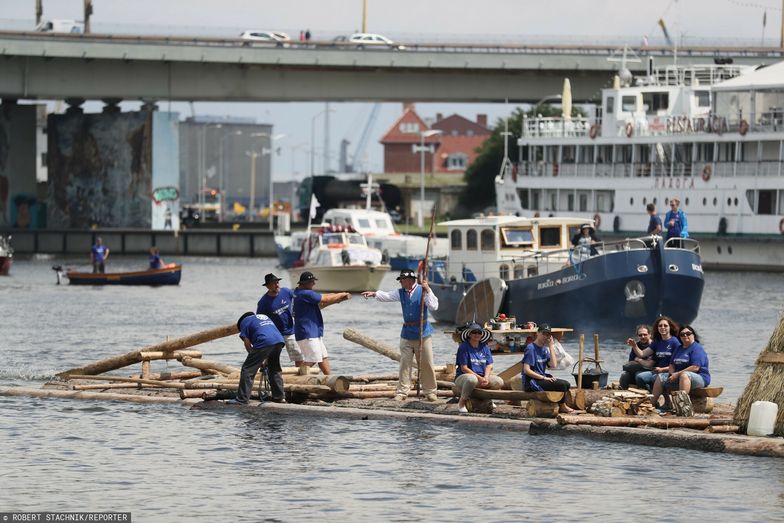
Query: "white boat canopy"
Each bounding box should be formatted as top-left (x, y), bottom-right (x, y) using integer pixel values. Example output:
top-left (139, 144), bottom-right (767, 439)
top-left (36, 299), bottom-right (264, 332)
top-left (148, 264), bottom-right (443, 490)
top-left (712, 61), bottom-right (784, 91)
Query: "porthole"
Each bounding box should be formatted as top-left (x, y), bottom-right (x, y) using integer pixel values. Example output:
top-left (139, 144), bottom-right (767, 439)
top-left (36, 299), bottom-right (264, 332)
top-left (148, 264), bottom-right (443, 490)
top-left (643, 197), bottom-right (647, 205)
top-left (734, 197), bottom-right (739, 206)
top-left (728, 245), bottom-right (733, 255)
top-left (713, 197), bottom-right (718, 206)
top-left (630, 197), bottom-right (634, 206)
top-left (685, 197), bottom-right (690, 205)
top-left (727, 197), bottom-right (732, 206)
top-left (653, 197), bottom-right (657, 205)
top-left (717, 245), bottom-right (722, 254)
top-left (664, 197), bottom-right (669, 206)
top-left (702, 197), bottom-right (707, 206)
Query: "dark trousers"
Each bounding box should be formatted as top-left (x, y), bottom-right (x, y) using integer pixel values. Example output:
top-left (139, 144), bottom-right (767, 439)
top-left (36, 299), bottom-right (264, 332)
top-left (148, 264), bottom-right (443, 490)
top-left (92, 262), bottom-right (105, 273)
top-left (527, 378), bottom-right (571, 404)
top-left (236, 343), bottom-right (285, 403)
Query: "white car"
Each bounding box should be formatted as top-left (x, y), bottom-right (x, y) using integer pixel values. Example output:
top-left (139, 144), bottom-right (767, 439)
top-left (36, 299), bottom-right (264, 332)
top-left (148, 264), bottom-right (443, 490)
top-left (348, 33), bottom-right (404, 49)
top-left (239, 31), bottom-right (291, 46)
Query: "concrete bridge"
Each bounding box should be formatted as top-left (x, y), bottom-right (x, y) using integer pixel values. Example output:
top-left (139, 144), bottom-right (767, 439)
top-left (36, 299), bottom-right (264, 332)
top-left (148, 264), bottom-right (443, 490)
top-left (0, 31), bottom-right (781, 103)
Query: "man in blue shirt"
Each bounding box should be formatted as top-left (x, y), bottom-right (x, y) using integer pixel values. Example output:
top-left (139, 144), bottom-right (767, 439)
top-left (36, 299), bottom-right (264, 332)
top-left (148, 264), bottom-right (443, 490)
top-left (91, 237), bottom-right (110, 273)
top-left (257, 273), bottom-right (303, 368)
top-left (293, 271), bottom-right (351, 375)
top-left (646, 203), bottom-right (662, 235)
top-left (362, 269), bottom-right (440, 402)
top-left (232, 311), bottom-right (286, 404)
top-left (522, 324), bottom-right (573, 413)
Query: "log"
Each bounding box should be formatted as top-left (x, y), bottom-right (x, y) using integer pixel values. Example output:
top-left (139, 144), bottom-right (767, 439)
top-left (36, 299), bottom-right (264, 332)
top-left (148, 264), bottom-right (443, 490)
top-left (64, 374), bottom-right (185, 389)
top-left (556, 414), bottom-right (734, 429)
top-left (349, 373), bottom-right (400, 382)
top-left (284, 374), bottom-right (351, 393)
top-left (345, 383), bottom-right (398, 391)
top-left (342, 328), bottom-right (401, 361)
top-left (141, 360), bottom-right (151, 379)
top-left (282, 367), bottom-right (320, 375)
top-left (706, 425), bottom-right (740, 433)
top-left (498, 362), bottom-right (523, 384)
top-left (148, 370), bottom-right (205, 381)
top-left (0, 386), bottom-right (199, 405)
top-left (139, 350), bottom-right (203, 361)
top-left (179, 389), bottom-right (214, 399)
top-left (337, 390), bottom-right (453, 399)
top-left (527, 400), bottom-right (559, 418)
top-left (691, 387), bottom-right (723, 398)
top-left (284, 384), bottom-right (333, 394)
top-left (470, 389), bottom-right (564, 402)
top-left (56, 323), bottom-right (239, 378)
top-left (180, 356), bottom-right (239, 376)
top-left (73, 383), bottom-right (150, 390)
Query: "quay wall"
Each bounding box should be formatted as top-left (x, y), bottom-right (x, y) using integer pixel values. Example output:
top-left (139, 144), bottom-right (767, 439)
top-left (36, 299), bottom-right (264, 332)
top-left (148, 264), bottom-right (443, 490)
top-left (1, 228), bottom-right (276, 257)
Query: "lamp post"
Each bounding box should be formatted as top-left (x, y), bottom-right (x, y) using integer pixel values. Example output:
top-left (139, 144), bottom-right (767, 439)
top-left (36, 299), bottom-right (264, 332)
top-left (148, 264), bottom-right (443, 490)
top-left (413, 129), bottom-right (442, 228)
top-left (218, 130), bottom-right (243, 222)
top-left (199, 122), bottom-right (222, 218)
top-left (251, 132), bottom-right (285, 230)
top-left (310, 107), bottom-right (334, 176)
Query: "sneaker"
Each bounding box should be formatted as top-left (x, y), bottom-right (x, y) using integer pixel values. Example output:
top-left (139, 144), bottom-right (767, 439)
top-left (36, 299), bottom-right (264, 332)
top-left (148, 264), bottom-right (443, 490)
top-left (394, 394), bottom-right (407, 401)
top-left (458, 405), bottom-right (469, 414)
top-left (425, 393), bottom-right (438, 402)
top-left (225, 399), bottom-right (247, 405)
top-left (267, 397), bottom-right (287, 404)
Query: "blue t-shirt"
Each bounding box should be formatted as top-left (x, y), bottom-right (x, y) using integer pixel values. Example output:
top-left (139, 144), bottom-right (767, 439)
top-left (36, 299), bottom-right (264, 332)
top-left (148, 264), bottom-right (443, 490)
top-left (650, 337), bottom-right (681, 368)
top-left (92, 245), bottom-right (108, 262)
top-left (149, 254), bottom-right (162, 269)
top-left (455, 341), bottom-right (494, 378)
top-left (670, 341), bottom-right (710, 386)
top-left (257, 288), bottom-right (295, 336)
top-left (647, 215), bottom-right (662, 234)
top-left (239, 313), bottom-right (285, 350)
top-left (293, 288), bottom-right (323, 340)
top-left (522, 341), bottom-right (551, 392)
top-left (664, 209), bottom-right (688, 239)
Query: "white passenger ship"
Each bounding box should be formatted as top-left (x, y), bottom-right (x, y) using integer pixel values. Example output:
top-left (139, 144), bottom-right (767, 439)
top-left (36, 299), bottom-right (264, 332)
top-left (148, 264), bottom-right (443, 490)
top-left (496, 59), bottom-right (784, 270)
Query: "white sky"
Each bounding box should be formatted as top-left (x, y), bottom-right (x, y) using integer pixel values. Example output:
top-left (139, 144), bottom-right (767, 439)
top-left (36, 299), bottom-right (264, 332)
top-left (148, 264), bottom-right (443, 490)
top-left (2, 0), bottom-right (782, 178)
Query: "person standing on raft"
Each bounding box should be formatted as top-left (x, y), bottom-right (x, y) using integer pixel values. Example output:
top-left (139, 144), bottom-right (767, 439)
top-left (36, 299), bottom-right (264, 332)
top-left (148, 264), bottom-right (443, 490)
top-left (362, 268), bottom-right (439, 402)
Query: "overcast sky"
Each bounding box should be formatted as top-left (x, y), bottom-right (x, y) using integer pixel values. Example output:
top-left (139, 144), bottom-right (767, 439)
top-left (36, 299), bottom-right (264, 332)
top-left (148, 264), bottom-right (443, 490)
top-left (3, 0), bottom-right (782, 178)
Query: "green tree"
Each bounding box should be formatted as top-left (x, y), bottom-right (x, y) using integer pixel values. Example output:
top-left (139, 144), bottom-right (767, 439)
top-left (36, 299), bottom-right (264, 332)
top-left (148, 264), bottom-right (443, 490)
top-left (457, 104), bottom-right (581, 216)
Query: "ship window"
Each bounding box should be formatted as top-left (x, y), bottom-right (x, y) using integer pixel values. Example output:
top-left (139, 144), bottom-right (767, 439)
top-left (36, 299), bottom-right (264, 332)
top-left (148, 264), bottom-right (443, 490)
top-left (579, 193), bottom-right (588, 212)
top-left (642, 91), bottom-right (669, 114)
top-left (758, 190), bottom-right (776, 215)
top-left (514, 265), bottom-right (525, 279)
top-left (466, 229), bottom-right (478, 250)
top-left (622, 95), bottom-right (637, 112)
top-left (375, 219), bottom-right (390, 230)
top-left (567, 194), bottom-right (575, 211)
top-left (501, 228), bottom-right (534, 247)
top-left (481, 229), bottom-right (495, 251)
top-left (348, 234), bottom-right (364, 245)
top-left (630, 197), bottom-right (634, 206)
top-left (606, 96), bottom-right (615, 115)
top-left (695, 91), bottom-right (710, 107)
top-left (779, 191), bottom-right (784, 213)
top-left (713, 197), bottom-right (717, 206)
top-left (703, 197), bottom-right (707, 206)
top-left (499, 264), bottom-right (509, 280)
top-left (358, 218), bottom-right (371, 229)
top-left (539, 227), bottom-right (561, 247)
top-left (527, 265), bottom-right (538, 277)
top-left (450, 230), bottom-right (462, 250)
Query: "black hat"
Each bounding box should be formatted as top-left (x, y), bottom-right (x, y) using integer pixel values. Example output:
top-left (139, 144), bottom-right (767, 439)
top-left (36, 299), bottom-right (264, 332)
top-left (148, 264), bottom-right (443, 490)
top-left (263, 273), bottom-right (282, 286)
top-left (298, 271), bottom-right (317, 284)
top-left (237, 311), bottom-right (255, 330)
top-left (580, 223), bottom-right (594, 230)
top-left (396, 269), bottom-right (417, 281)
top-left (460, 322), bottom-right (492, 343)
top-left (537, 323), bottom-right (552, 333)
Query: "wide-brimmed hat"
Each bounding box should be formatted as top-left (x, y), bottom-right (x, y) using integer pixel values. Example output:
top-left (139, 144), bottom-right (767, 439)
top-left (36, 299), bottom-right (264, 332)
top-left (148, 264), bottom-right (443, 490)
top-left (460, 322), bottom-right (492, 343)
top-left (263, 273), bottom-right (282, 286)
top-left (298, 271), bottom-right (317, 283)
top-left (580, 223), bottom-right (594, 231)
top-left (396, 269), bottom-right (417, 281)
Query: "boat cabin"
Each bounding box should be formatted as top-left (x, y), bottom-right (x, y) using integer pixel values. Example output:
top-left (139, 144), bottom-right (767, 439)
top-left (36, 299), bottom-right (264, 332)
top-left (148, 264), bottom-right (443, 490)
top-left (322, 209), bottom-right (398, 237)
top-left (296, 225), bottom-right (383, 267)
top-left (437, 215), bottom-right (590, 282)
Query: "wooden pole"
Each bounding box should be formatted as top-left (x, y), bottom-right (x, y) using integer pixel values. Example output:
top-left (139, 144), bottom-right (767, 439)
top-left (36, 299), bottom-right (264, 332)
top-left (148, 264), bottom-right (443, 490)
top-left (342, 329), bottom-right (401, 361)
top-left (557, 414), bottom-right (733, 429)
top-left (593, 333), bottom-right (601, 366)
top-left (64, 374), bottom-right (186, 389)
top-left (57, 323), bottom-right (239, 378)
top-left (179, 356), bottom-right (239, 376)
top-left (575, 334), bottom-right (586, 409)
top-left (139, 350), bottom-right (203, 361)
top-left (416, 203), bottom-right (438, 397)
top-left (0, 386), bottom-right (198, 405)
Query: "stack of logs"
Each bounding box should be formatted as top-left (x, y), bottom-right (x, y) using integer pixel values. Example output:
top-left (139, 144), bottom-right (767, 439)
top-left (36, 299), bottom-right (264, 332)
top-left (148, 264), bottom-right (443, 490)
top-left (589, 390), bottom-right (658, 417)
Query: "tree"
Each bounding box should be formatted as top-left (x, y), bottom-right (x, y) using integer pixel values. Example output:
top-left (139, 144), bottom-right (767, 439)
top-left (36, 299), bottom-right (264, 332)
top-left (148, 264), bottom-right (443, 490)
top-left (457, 104), bottom-right (582, 216)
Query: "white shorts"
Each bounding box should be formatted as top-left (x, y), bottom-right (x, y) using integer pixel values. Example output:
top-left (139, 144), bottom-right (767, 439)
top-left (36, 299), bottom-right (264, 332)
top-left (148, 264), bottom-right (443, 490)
top-left (284, 334), bottom-right (304, 363)
top-left (297, 337), bottom-right (329, 363)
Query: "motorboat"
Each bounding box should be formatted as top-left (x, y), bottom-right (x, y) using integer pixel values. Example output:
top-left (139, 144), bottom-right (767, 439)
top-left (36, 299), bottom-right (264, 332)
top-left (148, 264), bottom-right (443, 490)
top-left (428, 215), bottom-right (704, 335)
top-left (274, 230), bottom-right (307, 268)
top-left (288, 225), bottom-right (390, 292)
top-left (55, 264), bottom-right (182, 285)
top-left (0, 235), bottom-right (12, 276)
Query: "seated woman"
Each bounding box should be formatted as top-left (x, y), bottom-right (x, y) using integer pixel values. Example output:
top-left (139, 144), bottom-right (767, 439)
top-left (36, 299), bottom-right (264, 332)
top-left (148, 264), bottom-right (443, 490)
top-left (651, 325), bottom-right (710, 411)
top-left (149, 247), bottom-right (164, 269)
top-left (619, 324), bottom-right (654, 389)
top-left (522, 324), bottom-right (573, 414)
top-left (454, 323), bottom-right (504, 414)
top-left (635, 316), bottom-right (681, 392)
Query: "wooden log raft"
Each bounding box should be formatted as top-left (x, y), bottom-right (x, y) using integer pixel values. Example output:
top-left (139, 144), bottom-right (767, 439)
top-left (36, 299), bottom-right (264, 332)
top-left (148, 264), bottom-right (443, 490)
top-left (57, 323), bottom-right (239, 378)
top-left (557, 414), bottom-right (733, 429)
top-left (343, 328), bottom-right (401, 361)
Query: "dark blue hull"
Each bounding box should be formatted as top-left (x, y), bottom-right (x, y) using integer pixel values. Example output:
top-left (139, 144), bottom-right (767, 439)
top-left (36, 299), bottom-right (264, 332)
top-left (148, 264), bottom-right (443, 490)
top-left (67, 265), bottom-right (182, 286)
top-left (390, 256), bottom-right (420, 271)
top-left (431, 244), bottom-right (704, 336)
top-left (276, 244), bottom-right (301, 269)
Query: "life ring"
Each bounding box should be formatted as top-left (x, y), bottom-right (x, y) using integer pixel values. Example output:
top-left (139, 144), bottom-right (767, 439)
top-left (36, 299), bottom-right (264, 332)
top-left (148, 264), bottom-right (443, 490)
top-left (779, 217), bottom-right (784, 235)
top-left (593, 213), bottom-right (602, 229)
top-left (625, 122), bottom-right (634, 138)
top-left (701, 165), bottom-right (712, 182)
top-left (739, 119), bottom-right (749, 136)
top-left (589, 124), bottom-right (599, 139)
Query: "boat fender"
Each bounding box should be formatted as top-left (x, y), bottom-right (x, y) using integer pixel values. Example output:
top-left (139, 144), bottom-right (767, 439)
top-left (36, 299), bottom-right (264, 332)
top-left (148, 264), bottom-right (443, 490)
top-left (779, 217), bottom-right (784, 235)
top-left (593, 213), bottom-right (602, 229)
top-left (701, 165), bottom-right (712, 182)
top-left (589, 124), bottom-right (599, 139)
top-left (625, 122), bottom-right (634, 138)
top-left (739, 119), bottom-right (749, 136)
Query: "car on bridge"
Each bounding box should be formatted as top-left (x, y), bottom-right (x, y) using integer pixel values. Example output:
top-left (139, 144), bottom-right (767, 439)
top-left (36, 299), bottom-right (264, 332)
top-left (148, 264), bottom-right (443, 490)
top-left (348, 33), bottom-right (405, 50)
top-left (239, 30), bottom-right (291, 47)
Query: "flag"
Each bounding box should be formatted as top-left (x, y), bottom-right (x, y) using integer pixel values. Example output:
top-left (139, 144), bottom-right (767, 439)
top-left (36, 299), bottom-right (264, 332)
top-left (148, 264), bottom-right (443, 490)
top-left (658, 18), bottom-right (673, 46)
top-left (309, 194), bottom-right (321, 219)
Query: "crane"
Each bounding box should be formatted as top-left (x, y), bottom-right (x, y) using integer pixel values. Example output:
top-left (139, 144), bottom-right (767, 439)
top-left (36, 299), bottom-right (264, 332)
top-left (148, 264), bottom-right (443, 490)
top-left (343, 103), bottom-right (381, 173)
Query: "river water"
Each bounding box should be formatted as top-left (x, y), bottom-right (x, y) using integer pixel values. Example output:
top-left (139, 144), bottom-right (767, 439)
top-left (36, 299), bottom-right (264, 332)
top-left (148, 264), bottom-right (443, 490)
top-left (1, 257), bottom-right (783, 521)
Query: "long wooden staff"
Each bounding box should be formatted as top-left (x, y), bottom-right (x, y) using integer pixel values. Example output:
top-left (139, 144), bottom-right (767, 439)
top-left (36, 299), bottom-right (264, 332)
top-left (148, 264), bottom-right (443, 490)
top-left (415, 204), bottom-right (438, 397)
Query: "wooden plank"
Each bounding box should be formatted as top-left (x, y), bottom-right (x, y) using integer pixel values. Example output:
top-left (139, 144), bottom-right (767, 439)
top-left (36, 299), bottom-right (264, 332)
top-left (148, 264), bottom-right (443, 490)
top-left (758, 352), bottom-right (784, 364)
top-left (691, 387), bottom-right (723, 398)
top-left (498, 362), bottom-right (523, 382)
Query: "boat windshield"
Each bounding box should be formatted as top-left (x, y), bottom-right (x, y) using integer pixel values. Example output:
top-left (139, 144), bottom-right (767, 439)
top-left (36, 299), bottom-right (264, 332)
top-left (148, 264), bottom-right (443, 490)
top-left (324, 233), bottom-right (346, 245)
top-left (501, 228), bottom-right (534, 247)
top-left (347, 234), bottom-right (365, 245)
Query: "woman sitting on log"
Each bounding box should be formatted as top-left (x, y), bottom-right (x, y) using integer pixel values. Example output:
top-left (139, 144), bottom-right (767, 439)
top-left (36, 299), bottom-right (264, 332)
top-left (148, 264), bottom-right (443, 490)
top-left (454, 323), bottom-right (504, 414)
top-left (522, 324), bottom-right (573, 414)
top-left (635, 316), bottom-right (681, 392)
top-left (619, 324), bottom-right (654, 389)
top-left (651, 325), bottom-right (710, 412)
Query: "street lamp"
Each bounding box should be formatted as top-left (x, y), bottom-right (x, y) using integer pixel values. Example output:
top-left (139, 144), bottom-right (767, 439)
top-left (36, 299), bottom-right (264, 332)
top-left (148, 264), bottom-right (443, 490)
top-left (310, 107), bottom-right (334, 176)
top-left (413, 129), bottom-right (443, 228)
top-left (251, 132), bottom-right (285, 230)
top-left (532, 94), bottom-right (562, 114)
top-left (218, 130), bottom-right (243, 222)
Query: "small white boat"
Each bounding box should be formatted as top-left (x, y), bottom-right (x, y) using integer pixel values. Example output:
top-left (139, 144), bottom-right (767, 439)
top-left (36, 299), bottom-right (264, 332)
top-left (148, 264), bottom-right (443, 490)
top-left (288, 225), bottom-right (390, 292)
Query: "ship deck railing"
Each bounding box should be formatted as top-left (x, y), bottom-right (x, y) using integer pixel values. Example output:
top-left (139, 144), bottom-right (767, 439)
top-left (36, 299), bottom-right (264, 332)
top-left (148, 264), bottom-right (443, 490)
top-left (440, 236), bottom-right (698, 282)
top-left (518, 160), bottom-right (783, 178)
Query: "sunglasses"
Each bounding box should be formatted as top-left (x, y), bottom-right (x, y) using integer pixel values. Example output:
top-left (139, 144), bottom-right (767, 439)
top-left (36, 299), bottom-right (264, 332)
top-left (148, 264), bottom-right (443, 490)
top-left (679, 331), bottom-right (694, 337)
top-left (637, 332), bottom-right (650, 337)
top-left (469, 330), bottom-right (483, 335)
